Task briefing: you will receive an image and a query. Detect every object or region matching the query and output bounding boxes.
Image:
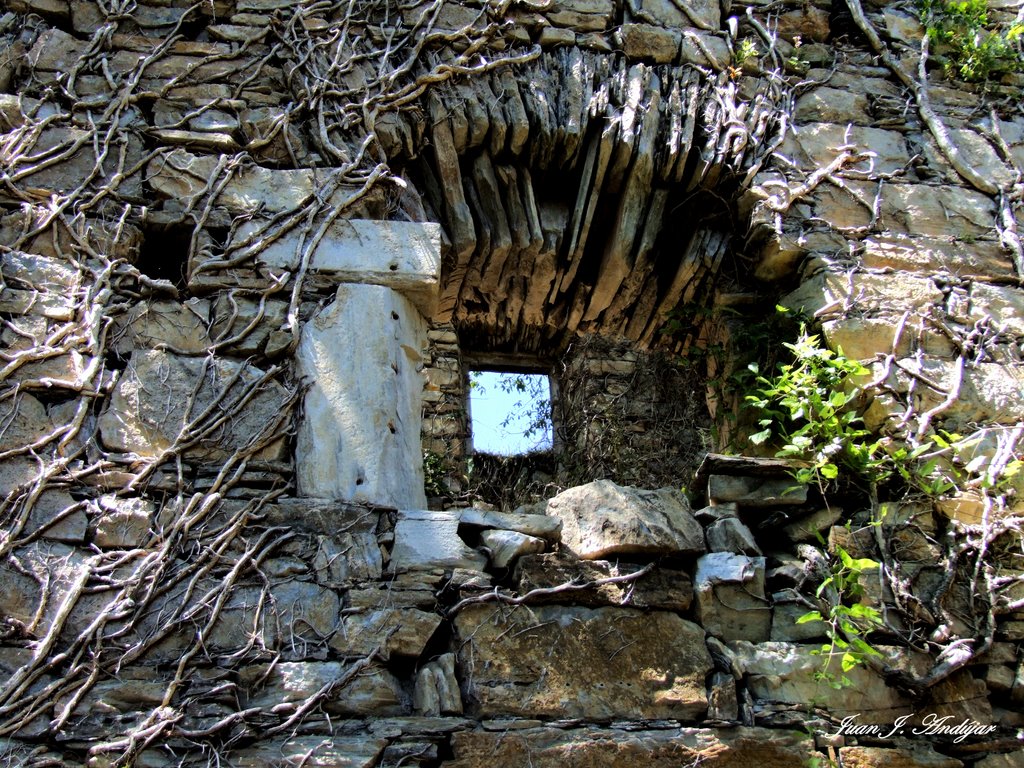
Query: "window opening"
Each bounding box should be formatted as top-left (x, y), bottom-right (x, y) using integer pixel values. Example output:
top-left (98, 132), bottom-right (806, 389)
top-left (467, 370), bottom-right (553, 455)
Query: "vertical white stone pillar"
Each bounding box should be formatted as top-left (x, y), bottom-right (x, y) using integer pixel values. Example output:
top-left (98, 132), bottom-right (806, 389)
top-left (290, 219), bottom-right (442, 508)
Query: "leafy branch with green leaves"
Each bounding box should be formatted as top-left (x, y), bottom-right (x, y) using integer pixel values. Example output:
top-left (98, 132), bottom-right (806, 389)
top-left (918, 0), bottom-right (1024, 82)
top-left (798, 545), bottom-right (885, 688)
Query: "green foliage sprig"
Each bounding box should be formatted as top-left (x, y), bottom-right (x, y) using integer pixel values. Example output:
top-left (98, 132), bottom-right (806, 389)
top-left (798, 545), bottom-right (884, 688)
top-left (745, 327), bottom-right (882, 490)
top-left (919, 0), bottom-right (1024, 82)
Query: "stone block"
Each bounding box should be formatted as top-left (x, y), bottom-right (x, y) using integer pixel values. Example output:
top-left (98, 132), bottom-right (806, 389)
top-left (146, 149), bottom-right (385, 217)
top-left (969, 282), bottom-right (1024, 327)
top-left (678, 31), bottom-right (730, 68)
top-left (266, 581), bottom-right (340, 651)
top-left (454, 604), bottom-right (711, 720)
top-left (728, 641), bottom-right (919, 723)
top-left (445, 726), bottom-right (817, 767)
top-left (413, 653), bottom-right (463, 716)
top-left (295, 285), bottom-right (427, 507)
top-left (460, 507), bottom-right (562, 540)
top-left (209, 294), bottom-right (288, 355)
top-left (707, 475), bottom-right (808, 506)
top-left (924, 128), bottom-right (1016, 188)
top-left (782, 123), bottom-right (910, 176)
top-left (98, 350), bottom-right (290, 461)
top-left (886, 359), bottom-right (1024, 428)
top-left (781, 271), bottom-right (944, 319)
top-left (480, 529), bottom-right (546, 567)
top-left (545, 480), bottom-right (705, 559)
top-left (21, 487), bottom-right (87, 543)
top-left (4, 126), bottom-right (145, 201)
top-left (229, 737), bottom-right (386, 768)
top-left (770, 598), bottom-right (827, 642)
top-left (241, 662), bottom-right (408, 716)
top-left (0, 315), bottom-right (88, 388)
top-left (822, 315), bottom-right (956, 362)
top-left (706, 516), bottom-right (761, 555)
top-left (880, 184), bottom-right (995, 239)
top-left (0, 542), bottom-right (92, 636)
top-left (839, 746), bottom-right (962, 768)
top-left (329, 608), bottom-right (442, 658)
top-left (515, 554), bottom-right (693, 610)
top-left (616, 24), bottom-right (679, 63)
top-left (633, 0), bottom-right (719, 29)
top-left (93, 495), bottom-right (154, 548)
top-left (694, 553), bottom-right (771, 642)
top-left (780, 506), bottom-right (842, 543)
top-left (390, 510), bottom-right (487, 573)
top-left (110, 299), bottom-right (212, 355)
top-left (235, 218), bottom-right (442, 316)
top-left (707, 671), bottom-right (739, 722)
top-left (861, 235), bottom-right (1015, 280)
top-left (0, 392), bottom-right (54, 452)
top-left (794, 88), bottom-right (872, 125)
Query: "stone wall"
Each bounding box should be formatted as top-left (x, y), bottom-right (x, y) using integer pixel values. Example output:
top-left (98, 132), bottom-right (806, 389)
top-left (1, 0), bottom-right (1023, 765)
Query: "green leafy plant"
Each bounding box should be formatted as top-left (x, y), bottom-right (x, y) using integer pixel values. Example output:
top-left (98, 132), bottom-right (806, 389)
top-left (423, 450), bottom-right (446, 497)
top-left (919, 0), bottom-right (1024, 82)
top-left (798, 545), bottom-right (885, 688)
top-left (734, 38), bottom-right (759, 66)
top-left (744, 327), bottom-right (881, 490)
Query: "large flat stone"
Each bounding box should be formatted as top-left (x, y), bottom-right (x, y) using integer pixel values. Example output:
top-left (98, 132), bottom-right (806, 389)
top-left (782, 123), bottom-right (910, 176)
top-left (782, 271), bottom-right (944, 319)
top-left (454, 604), bottom-right (711, 720)
top-left (884, 359), bottom-right (1024, 428)
top-left (230, 737), bottom-right (387, 768)
top-left (295, 284), bottom-right (428, 507)
top-left (241, 661), bottom-right (408, 716)
top-left (459, 508), bottom-right (562, 540)
top-left (633, 0), bottom-right (719, 29)
top-left (110, 299), bottom-right (212, 355)
top-left (98, 350), bottom-right (290, 461)
top-left (235, 218), bottom-right (442, 316)
top-left (0, 393), bottom-right (54, 452)
top-left (4, 126), bottom-right (145, 201)
top-left (329, 608), bottom-right (442, 658)
top-left (728, 641), bottom-right (918, 723)
top-left (146, 149), bottom-right (385, 216)
top-left (443, 726), bottom-right (817, 768)
top-left (545, 480), bottom-right (705, 559)
top-left (707, 475), bottom-right (808, 507)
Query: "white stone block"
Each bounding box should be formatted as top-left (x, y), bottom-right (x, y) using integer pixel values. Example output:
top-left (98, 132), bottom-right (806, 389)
top-left (295, 284), bottom-right (428, 508)
top-left (237, 218), bottom-right (442, 316)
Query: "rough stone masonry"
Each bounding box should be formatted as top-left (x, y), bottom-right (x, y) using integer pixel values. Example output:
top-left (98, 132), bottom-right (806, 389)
top-left (0, 0), bottom-right (1023, 766)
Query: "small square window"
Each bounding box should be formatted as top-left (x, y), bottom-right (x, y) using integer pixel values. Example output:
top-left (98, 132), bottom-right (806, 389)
top-left (467, 370), bottom-right (553, 455)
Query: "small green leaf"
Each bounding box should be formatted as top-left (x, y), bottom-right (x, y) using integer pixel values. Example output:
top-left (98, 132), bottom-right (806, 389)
top-left (749, 428), bottom-right (773, 446)
top-left (796, 611), bottom-right (823, 625)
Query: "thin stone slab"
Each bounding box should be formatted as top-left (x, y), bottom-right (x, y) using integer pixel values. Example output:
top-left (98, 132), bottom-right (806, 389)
top-left (707, 475), bottom-right (808, 507)
top-left (443, 726), bottom-right (816, 767)
top-left (460, 508), bottom-right (562, 540)
top-left (235, 218), bottom-right (442, 316)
